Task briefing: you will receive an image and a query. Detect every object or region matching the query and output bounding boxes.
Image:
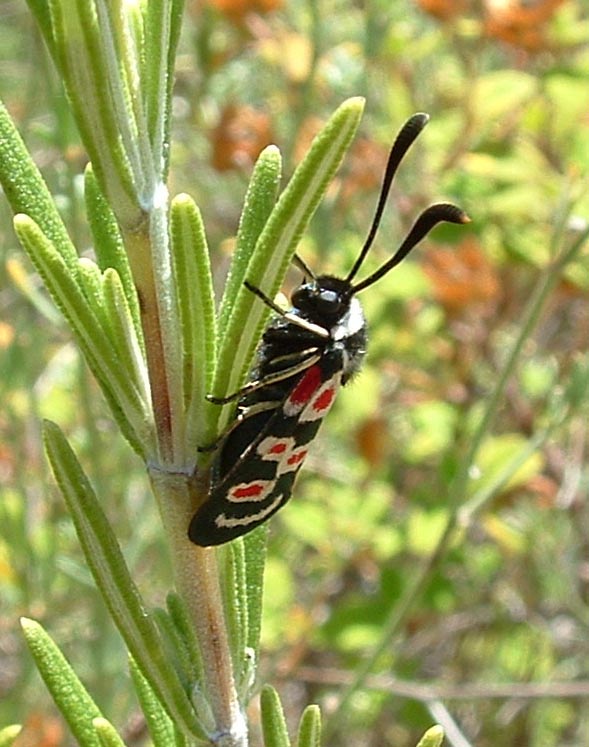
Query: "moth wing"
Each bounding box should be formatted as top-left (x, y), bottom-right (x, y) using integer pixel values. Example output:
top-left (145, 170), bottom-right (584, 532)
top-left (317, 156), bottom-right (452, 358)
top-left (189, 358), bottom-right (343, 545)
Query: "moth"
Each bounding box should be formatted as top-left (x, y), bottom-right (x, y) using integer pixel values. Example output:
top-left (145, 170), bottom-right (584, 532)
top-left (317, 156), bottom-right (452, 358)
top-left (189, 113), bottom-right (469, 546)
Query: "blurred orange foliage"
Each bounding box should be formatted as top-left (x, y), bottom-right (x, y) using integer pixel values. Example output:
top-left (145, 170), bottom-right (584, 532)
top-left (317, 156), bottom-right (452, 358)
top-left (210, 103), bottom-right (274, 171)
top-left (416, 0), bottom-right (568, 51)
top-left (415, 0), bottom-right (468, 21)
top-left (204, 0), bottom-right (283, 20)
top-left (423, 237), bottom-right (501, 316)
top-left (15, 714), bottom-right (64, 747)
top-left (484, 0), bottom-right (567, 51)
top-left (355, 415), bottom-right (390, 470)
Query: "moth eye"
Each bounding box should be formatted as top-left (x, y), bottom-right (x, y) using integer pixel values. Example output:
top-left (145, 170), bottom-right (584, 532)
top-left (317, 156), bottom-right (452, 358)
top-left (319, 290), bottom-right (338, 304)
top-left (292, 284), bottom-right (314, 306)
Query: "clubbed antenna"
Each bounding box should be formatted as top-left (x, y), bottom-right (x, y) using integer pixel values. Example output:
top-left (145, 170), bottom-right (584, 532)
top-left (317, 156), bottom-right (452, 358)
top-left (351, 203), bottom-right (470, 294)
top-left (345, 112), bottom-right (430, 284)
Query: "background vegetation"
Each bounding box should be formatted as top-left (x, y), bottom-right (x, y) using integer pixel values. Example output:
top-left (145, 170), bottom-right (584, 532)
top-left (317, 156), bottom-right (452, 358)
top-left (1, 1), bottom-right (588, 746)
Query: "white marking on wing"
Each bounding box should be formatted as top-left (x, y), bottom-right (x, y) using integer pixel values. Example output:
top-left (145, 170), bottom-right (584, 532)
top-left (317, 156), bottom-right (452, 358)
top-left (215, 493), bottom-right (284, 529)
top-left (257, 436), bottom-right (295, 461)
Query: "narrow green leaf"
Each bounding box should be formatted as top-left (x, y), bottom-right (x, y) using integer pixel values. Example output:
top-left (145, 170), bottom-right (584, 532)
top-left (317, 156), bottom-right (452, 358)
top-left (416, 725), bottom-right (444, 747)
top-left (243, 525), bottom-right (268, 655)
top-left (14, 215), bottom-right (116, 362)
top-left (260, 685), bottom-right (291, 747)
top-left (48, 0), bottom-right (140, 225)
top-left (126, 0), bottom-right (146, 69)
top-left (217, 145), bottom-right (282, 338)
top-left (212, 97), bottom-right (365, 434)
top-left (220, 541), bottom-right (248, 690)
top-left (165, 0), bottom-right (185, 177)
top-left (20, 617), bottom-right (102, 747)
top-left (189, 684), bottom-right (216, 738)
top-left (143, 0), bottom-right (169, 158)
top-left (153, 607), bottom-right (193, 688)
top-left (78, 257), bottom-right (108, 325)
top-left (84, 165), bottom-right (142, 343)
top-left (0, 725), bottom-right (22, 747)
top-left (102, 268), bottom-right (151, 406)
top-left (42, 421), bottom-right (206, 740)
top-left (0, 98), bottom-right (78, 273)
top-left (137, 0), bottom-right (184, 179)
top-left (24, 0), bottom-right (56, 55)
top-left (296, 705), bottom-right (321, 747)
top-left (173, 726), bottom-right (188, 747)
top-left (129, 657), bottom-right (176, 747)
top-left (14, 214), bottom-right (152, 454)
top-left (170, 193), bottom-right (217, 451)
top-left (93, 718), bottom-right (127, 747)
top-left (106, 0), bottom-right (152, 191)
top-left (165, 593), bottom-right (205, 687)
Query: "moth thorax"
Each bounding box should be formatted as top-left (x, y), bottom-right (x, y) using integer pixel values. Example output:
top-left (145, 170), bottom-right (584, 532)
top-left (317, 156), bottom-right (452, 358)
top-left (333, 296), bottom-right (366, 341)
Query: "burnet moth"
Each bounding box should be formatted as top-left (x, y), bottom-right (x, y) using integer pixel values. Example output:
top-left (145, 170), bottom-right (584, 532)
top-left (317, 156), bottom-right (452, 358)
top-left (189, 113), bottom-right (469, 546)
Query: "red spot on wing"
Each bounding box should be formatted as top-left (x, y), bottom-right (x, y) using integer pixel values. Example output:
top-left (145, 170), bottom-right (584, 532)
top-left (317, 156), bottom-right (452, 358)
top-left (289, 365), bottom-right (322, 407)
top-left (312, 386), bottom-right (335, 413)
top-left (231, 483), bottom-right (266, 500)
top-left (257, 437), bottom-right (295, 461)
top-left (300, 372), bottom-right (342, 422)
top-left (287, 449), bottom-right (308, 467)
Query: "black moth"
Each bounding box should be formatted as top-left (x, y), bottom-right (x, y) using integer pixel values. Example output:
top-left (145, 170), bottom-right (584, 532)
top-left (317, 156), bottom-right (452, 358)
top-left (189, 113), bottom-right (469, 547)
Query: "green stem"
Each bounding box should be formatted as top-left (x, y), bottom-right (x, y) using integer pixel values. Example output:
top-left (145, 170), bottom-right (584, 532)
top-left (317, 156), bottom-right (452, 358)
top-left (151, 471), bottom-right (246, 747)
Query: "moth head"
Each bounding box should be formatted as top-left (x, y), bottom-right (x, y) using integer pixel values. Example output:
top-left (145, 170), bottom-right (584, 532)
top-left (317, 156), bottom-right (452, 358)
top-left (291, 275), bottom-right (352, 322)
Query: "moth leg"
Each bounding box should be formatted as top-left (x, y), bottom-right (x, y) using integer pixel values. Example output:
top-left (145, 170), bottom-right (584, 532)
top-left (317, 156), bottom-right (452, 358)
top-left (265, 346), bottom-right (321, 367)
top-left (197, 400), bottom-right (281, 453)
top-left (244, 281), bottom-right (329, 338)
top-left (207, 351), bottom-right (322, 404)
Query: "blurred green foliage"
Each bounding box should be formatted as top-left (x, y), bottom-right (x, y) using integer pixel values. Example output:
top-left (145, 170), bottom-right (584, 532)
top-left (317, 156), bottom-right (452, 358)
top-left (1, 1), bottom-right (588, 746)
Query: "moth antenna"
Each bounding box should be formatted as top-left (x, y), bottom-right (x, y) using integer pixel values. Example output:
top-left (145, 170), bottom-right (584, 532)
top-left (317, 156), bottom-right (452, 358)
top-left (351, 203), bottom-right (470, 294)
top-left (293, 253), bottom-right (316, 280)
top-left (345, 112), bottom-right (430, 284)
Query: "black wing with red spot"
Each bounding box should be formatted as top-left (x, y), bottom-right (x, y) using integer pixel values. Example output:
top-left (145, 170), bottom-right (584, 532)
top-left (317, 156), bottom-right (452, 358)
top-left (188, 353), bottom-right (343, 546)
